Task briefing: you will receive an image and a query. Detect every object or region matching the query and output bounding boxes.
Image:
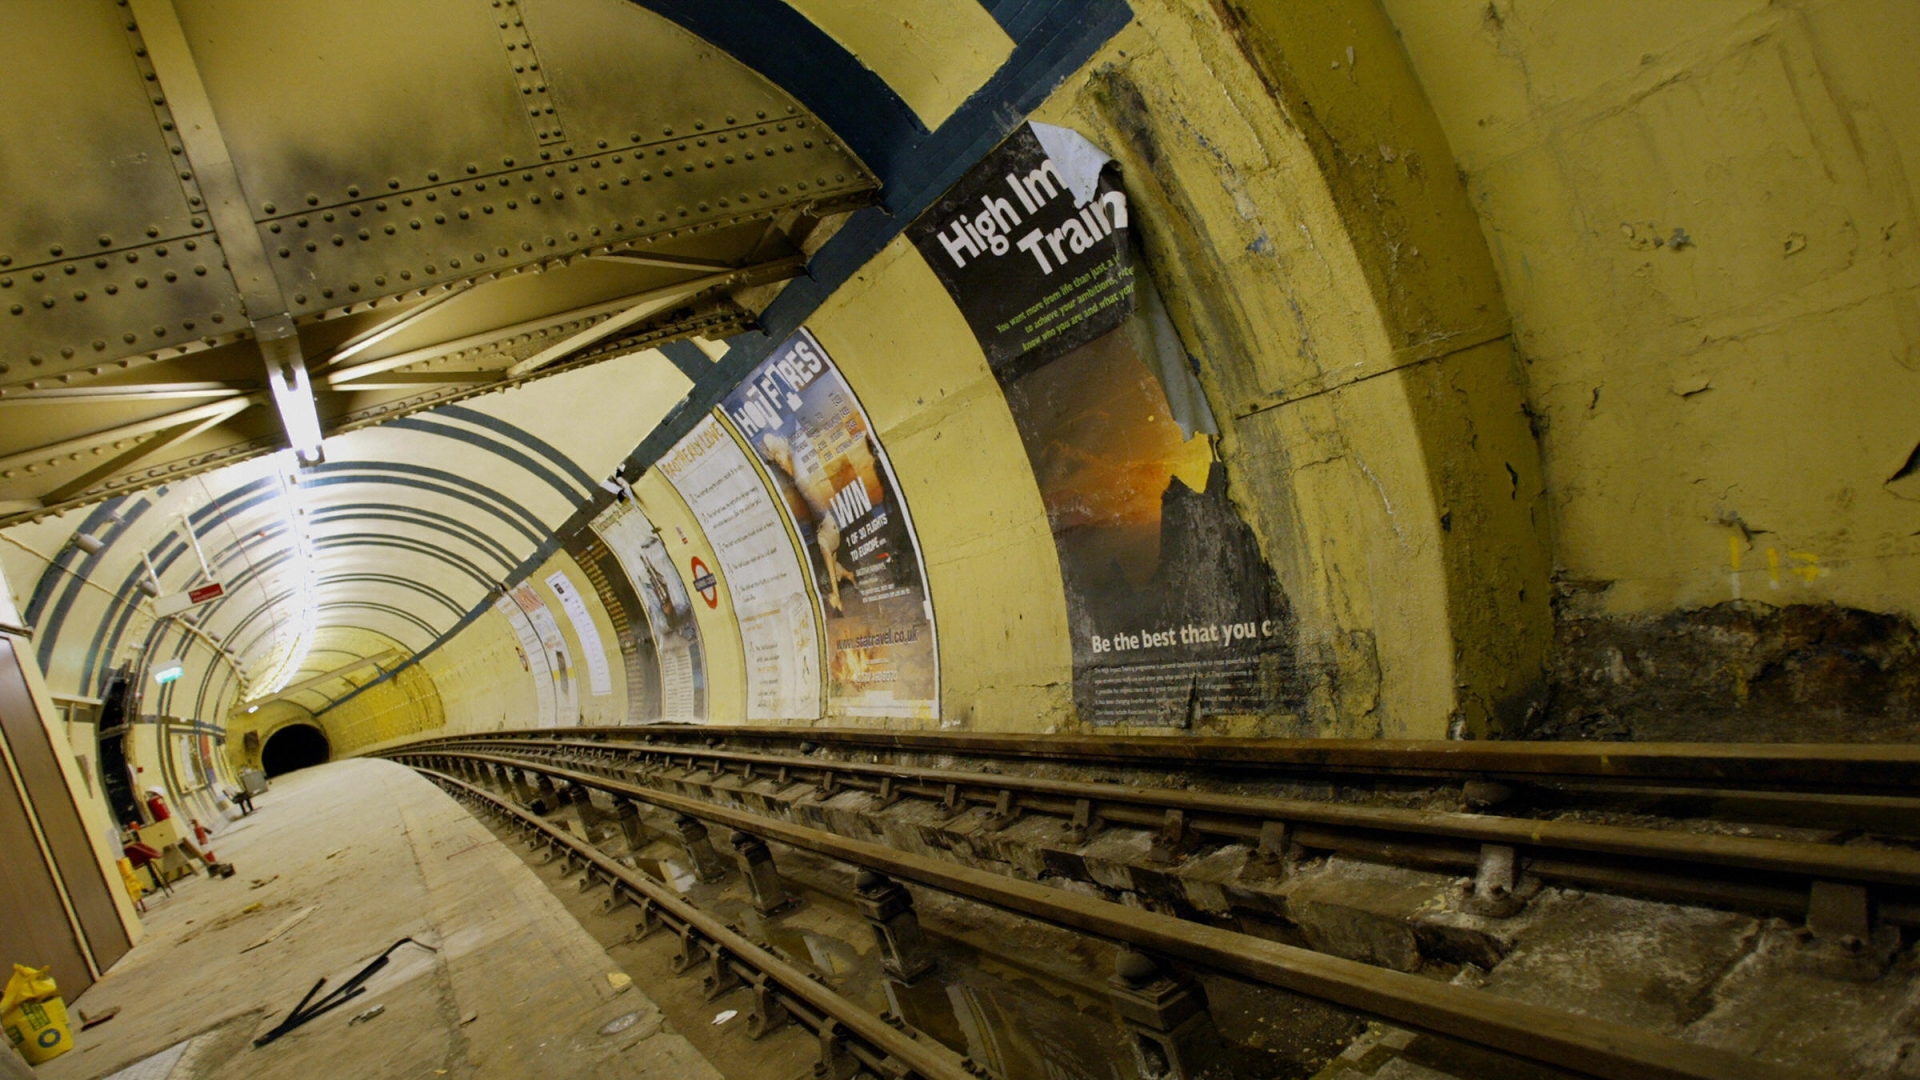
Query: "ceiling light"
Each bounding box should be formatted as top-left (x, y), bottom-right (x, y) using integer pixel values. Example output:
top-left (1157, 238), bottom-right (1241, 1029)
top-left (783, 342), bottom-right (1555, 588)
top-left (260, 317), bottom-right (326, 464)
top-left (71, 532), bottom-right (105, 555)
top-left (153, 659), bottom-right (184, 685)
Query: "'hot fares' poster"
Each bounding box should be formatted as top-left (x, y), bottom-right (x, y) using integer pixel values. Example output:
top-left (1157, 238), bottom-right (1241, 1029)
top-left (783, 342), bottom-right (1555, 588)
top-left (722, 329), bottom-right (940, 719)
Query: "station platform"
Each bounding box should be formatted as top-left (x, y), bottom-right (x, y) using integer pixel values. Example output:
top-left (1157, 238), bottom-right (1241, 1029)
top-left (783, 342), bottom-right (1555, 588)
top-left (38, 759), bottom-right (719, 1080)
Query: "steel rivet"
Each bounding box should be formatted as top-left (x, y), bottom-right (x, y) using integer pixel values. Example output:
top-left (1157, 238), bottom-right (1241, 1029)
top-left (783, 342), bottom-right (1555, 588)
top-left (428, 171), bottom-right (439, 181)
top-left (123, 332), bottom-right (137, 342)
top-left (306, 194), bottom-right (319, 206)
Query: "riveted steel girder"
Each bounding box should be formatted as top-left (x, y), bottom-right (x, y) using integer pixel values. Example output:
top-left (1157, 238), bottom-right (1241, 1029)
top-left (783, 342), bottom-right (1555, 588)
top-left (0, 0), bottom-right (879, 525)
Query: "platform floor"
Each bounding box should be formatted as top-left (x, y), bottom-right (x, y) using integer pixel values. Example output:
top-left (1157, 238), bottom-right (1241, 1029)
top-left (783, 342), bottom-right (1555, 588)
top-left (39, 759), bottom-right (720, 1080)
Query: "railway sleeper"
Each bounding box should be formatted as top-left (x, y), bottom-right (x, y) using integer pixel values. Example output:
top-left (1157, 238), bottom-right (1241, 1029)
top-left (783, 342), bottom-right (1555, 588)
top-left (466, 748), bottom-right (1795, 976)
top-left (426, 772), bottom-right (972, 1080)
top-left (405, 757), bottom-right (1812, 1076)
top-left (442, 760), bottom-right (1917, 1079)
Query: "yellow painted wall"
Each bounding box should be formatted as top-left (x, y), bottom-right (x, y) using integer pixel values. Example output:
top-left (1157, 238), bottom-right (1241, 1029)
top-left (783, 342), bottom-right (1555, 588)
top-left (524, 552), bottom-right (628, 727)
top-left (183, 0), bottom-right (1920, 752)
top-left (778, 0), bottom-right (1011, 128)
top-left (421, 608), bottom-right (538, 737)
top-left (320, 662), bottom-right (443, 755)
top-left (1381, 0), bottom-right (1920, 627)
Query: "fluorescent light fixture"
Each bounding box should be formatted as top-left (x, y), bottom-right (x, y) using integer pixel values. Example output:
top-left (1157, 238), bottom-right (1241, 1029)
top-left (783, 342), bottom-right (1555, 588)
top-left (72, 532), bottom-right (105, 555)
top-left (259, 317), bottom-right (326, 463)
top-left (153, 659), bottom-right (185, 685)
top-left (246, 705), bottom-right (259, 714)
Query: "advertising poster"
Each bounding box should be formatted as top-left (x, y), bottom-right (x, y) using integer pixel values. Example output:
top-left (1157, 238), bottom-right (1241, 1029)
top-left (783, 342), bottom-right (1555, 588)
top-left (911, 124), bottom-right (1303, 726)
top-left (907, 122), bottom-right (1138, 383)
top-left (721, 329), bottom-right (940, 719)
top-left (590, 498), bottom-right (708, 721)
top-left (543, 570), bottom-right (613, 697)
top-left (510, 582), bottom-right (577, 725)
top-left (657, 415), bottom-right (821, 720)
top-left (494, 593), bottom-right (555, 727)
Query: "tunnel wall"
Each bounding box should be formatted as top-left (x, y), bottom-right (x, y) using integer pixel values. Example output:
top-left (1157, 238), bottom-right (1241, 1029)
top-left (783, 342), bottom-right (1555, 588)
top-left (336, 0), bottom-right (1918, 751)
top-left (1382, 0), bottom-right (1920, 739)
top-left (332, 0), bottom-right (1551, 752)
top-left (18, 0), bottom-right (1906, 760)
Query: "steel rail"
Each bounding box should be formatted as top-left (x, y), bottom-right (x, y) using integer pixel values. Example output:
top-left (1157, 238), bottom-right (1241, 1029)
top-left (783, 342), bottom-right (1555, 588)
top-left (427, 735), bottom-right (1920, 898)
top-left (418, 767), bottom-right (974, 1080)
top-left (402, 725), bottom-right (1920, 793)
top-left (392, 749), bottom-right (1809, 1080)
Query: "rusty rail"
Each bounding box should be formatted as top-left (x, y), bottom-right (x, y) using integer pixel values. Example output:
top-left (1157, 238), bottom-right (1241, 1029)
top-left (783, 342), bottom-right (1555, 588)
top-left (405, 725), bottom-right (1920, 793)
top-left (418, 767), bottom-right (975, 1080)
top-left (391, 748), bottom-right (1812, 1080)
top-left (406, 732), bottom-right (1920, 923)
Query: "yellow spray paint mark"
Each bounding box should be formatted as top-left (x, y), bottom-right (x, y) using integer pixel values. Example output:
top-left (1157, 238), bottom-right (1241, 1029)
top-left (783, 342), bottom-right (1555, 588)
top-left (1789, 551), bottom-right (1822, 582)
top-left (1766, 547), bottom-right (1781, 589)
top-left (1728, 535), bottom-right (1744, 599)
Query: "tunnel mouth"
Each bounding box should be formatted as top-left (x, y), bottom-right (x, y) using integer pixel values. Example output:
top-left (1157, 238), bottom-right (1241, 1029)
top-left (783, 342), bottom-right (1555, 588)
top-left (260, 723), bottom-right (331, 777)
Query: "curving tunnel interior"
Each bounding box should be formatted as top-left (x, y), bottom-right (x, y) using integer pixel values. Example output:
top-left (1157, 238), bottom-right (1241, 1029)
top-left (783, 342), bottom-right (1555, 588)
top-left (258, 723), bottom-right (331, 778)
top-left (0, 2), bottom-right (1916, 1079)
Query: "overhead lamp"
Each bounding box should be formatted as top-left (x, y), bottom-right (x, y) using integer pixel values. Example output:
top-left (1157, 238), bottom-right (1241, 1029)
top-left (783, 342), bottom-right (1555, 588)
top-left (71, 532), bottom-right (106, 555)
top-left (153, 659), bottom-right (184, 685)
top-left (136, 577), bottom-right (161, 598)
top-left (246, 705), bottom-right (259, 714)
top-left (260, 316), bottom-right (326, 464)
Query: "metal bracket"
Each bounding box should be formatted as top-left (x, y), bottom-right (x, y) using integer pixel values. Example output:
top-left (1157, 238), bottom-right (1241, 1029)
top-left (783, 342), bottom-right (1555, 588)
top-left (1797, 880), bottom-right (1897, 980)
top-left (1464, 843), bottom-right (1527, 917)
top-left (744, 973), bottom-right (791, 1040)
top-left (1062, 798), bottom-right (1101, 845)
top-left (1149, 809), bottom-right (1195, 865)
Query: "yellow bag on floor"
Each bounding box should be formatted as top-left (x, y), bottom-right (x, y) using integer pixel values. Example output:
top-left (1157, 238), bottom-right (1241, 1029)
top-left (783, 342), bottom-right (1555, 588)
top-left (1, 964), bottom-right (73, 1064)
top-left (117, 856), bottom-right (146, 902)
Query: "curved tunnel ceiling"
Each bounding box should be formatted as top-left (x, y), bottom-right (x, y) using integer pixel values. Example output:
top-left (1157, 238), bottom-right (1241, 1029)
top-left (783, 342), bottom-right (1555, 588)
top-left (0, 0), bottom-right (1130, 725)
top-left (7, 350), bottom-right (691, 718)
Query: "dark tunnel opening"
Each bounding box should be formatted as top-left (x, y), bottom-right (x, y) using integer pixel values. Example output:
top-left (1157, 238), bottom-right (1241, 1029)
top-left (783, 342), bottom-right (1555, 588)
top-left (260, 723), bottom-right (331, 777)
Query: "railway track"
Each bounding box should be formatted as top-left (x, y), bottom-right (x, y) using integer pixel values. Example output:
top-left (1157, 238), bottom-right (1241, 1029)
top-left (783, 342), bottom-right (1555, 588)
top-left (398, 729), bottom-right (1920, 924)
top-left (422, 769), bottom-right (976, 1080)
top-left (380, 729), bottom-right (1911, 1080)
